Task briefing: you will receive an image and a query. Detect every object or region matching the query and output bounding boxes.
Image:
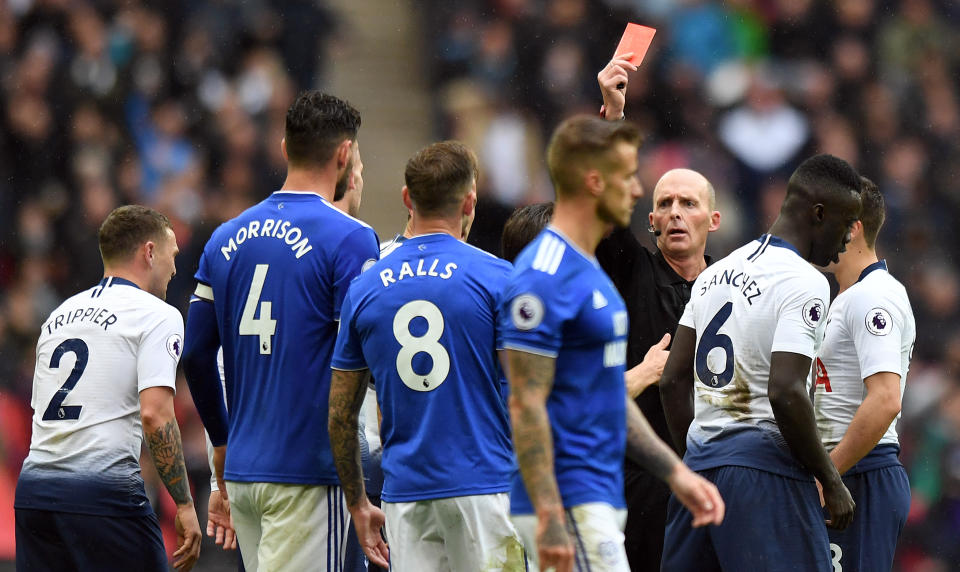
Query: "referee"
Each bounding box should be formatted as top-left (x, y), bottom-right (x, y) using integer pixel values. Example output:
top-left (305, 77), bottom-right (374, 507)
top-left (598, 47), bottom-right (722, 572)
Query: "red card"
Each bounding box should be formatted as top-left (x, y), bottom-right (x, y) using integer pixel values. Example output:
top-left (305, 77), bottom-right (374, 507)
top-left (614, 23), bottom-right (657, 66)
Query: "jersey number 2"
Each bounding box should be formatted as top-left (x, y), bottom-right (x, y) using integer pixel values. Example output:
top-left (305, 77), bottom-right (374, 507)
top-left (695, 301), bottom-right (735, 388)
top-left (239, 264), bottom-right (277, 355)
top-left (393, 300), bottom-right (450, 392)
top-left (42, 338), bottom-right (89, 421)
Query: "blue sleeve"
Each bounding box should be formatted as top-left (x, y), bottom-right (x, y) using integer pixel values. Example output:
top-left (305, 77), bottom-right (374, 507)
top-left (182, 298), bottom-right (229, 445)
top-left (498, 269), bottom-right (577, 358)
top-left (194, 242), bottom-right (213, 286)
top-left (333, 227), bottom-right (379, 320)
top-left (331, 285), bottom-right (368, 371)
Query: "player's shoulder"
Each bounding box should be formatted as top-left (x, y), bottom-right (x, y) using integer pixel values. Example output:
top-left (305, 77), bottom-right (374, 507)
top-left (843, 265), bottom-right (913, 319)
top-left (311, 195), bottom-right (375, 232)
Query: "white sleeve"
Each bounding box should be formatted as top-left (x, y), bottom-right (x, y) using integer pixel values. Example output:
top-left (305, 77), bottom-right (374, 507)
top-left (771, 270), bottom-right (829, 358)
top-left (137, 304), bottom-right (184, 393)
top-left (206, 431), bottom-right (218, 492)
top-left (847, 292), bottom-right (905, 379)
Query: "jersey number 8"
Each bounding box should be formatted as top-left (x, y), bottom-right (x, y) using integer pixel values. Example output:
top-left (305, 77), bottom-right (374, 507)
top-left (392, 300), bottom-right (450, 392)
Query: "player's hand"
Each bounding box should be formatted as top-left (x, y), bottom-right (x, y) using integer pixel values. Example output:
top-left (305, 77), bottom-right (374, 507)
top-left (626, 333), bottom-right (671, 397)
top-left (666, 463), bottom-right (725, 527)
top-left (351, 500), bottom-right (389, 568)
top-left (536, 509), bottom-right (574, 572)
top-left (821, 477), bottom-right (855, 530)
top-left (173, 503), bottom-right (203, 571)
top-left (207, 489), bottom-right (237, 550)
top-left (597, 54), bottom-right (637, 120)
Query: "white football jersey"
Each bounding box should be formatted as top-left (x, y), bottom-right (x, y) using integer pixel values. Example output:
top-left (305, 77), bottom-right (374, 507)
top-left (680, 235), bottom-right (829, 443)
top-left (19, 276), bottom-right (182, 513)
top-left (814, 262), bottom-right (915, 449)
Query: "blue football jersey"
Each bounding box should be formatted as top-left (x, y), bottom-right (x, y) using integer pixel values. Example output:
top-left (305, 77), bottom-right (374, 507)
top-left (332, 233), bottom-right (515, 502)
top-left (498, 228), bottom-right (629, 514)
top-left (195, 192), bottom-right (379, 484)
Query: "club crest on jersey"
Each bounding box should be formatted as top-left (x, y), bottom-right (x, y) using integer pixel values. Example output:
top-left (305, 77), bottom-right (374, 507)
top-left (592, 289), bottom-right (608, 309)
top-left (802, 298), bottom-right (824, 328)
top-left (166, 334), bottom-right (183, 360)
top-left (865, 307), bottom-right (892, 336)
top-left (511, 294), bottom-right (544, 331)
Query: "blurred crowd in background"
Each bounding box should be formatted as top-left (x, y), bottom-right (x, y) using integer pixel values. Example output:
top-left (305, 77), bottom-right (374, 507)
top-left (0, 0), bottom-right (958, 570)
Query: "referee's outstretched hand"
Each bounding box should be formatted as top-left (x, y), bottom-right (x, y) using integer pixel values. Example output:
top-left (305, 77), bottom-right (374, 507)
top-left (174, 503), bottom-right (203, 570)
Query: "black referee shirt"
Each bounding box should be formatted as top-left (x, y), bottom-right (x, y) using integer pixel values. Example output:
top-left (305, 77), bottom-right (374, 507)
top-left (596, 226), bottom-right (712, 474)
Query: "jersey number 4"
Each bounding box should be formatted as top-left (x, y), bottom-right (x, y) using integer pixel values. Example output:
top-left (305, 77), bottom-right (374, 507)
top-left (393, 300), bottom-right (450, 392)
top-left (239, 264), bottom-right (277, 355)
top-left (695, 302), bottom-right (735, 388)
top-left (42, 338), bottom-right (89, 421)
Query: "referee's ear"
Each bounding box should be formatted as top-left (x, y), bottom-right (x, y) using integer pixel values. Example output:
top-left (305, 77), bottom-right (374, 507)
top-left (708, 209), bottom-right (721, 232)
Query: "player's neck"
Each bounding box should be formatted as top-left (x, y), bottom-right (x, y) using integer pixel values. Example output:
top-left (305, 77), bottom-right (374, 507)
top-left (408, 216), bottom-right (460, 239)
top-left (835, 246), bottom-right (878, 293)
top-left (101, 266), bottom-right (146, 291)
top-left (280, 166), bottom-right (337, 201)
top-left (551, 200), bottom-right (608, 255)
top-left (661, 249), bottom-right (707, 282)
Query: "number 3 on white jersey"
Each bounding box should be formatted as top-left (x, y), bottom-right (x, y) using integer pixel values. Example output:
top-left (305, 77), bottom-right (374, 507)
top-left (393, 300), bottom-right (450, 392)
top-left (239, 264), bottom-right (277, 355)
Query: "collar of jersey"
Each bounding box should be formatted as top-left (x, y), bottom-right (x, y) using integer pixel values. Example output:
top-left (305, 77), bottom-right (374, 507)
top-left (99, 276), bottom-right (140, 290)
top-left (546, 225), bottom-right (599, 265)
top-left (856, 259), bottom-right (888, 283)
top-left (406, 232), bottom-right (457, 243)
top-left (270, 191), bottom-right (327, 201)
top-left (756, 233), bottom-right (801, 257)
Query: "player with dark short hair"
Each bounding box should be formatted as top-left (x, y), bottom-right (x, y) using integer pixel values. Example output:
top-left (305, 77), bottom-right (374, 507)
top-left (182, 90), bottom-right (378, 572)
top-left (660, 154), bottom-right (861, 571)
top-left (814, 176), bottom-right (914, 571)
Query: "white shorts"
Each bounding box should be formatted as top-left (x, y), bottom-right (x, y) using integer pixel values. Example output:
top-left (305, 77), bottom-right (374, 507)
top-left (383, 492), bottom-right (526, 571)
top-left (513, 503), bottom-right (628, 572)
top-left (226, 481), bottom-right (349, 572)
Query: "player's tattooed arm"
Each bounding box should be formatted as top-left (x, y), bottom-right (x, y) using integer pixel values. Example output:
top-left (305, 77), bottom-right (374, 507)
top-left (329, 368), bottom-right (371, 508)
top-left (659, 325), bottom-right (698, 455)
top-left (505, 349), bottom-right (564, 512)
top-left (506, 348), bottom-right (574, 567)
top-left (625, 397), bottom-right (681, 481)
top-left (141, 387), bottom-right (192, 505)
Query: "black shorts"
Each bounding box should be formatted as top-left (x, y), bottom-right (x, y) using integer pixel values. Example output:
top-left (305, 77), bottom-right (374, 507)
top-left (16, 508), bottom-right (167, 572)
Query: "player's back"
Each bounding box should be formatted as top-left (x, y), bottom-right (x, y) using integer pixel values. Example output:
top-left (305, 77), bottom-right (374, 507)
top-left (196, 191), bottom-right (378, 484)
top-left (335, 233), bottom-right (514, 502)
top-left (499, 228), bottom-right (629, 512)
top-left (681, 234), bottom-right (828, 478)
top-left (814, 262), bottom-right (916, 450)
top-left (17, 277), bottom-right (182, 515)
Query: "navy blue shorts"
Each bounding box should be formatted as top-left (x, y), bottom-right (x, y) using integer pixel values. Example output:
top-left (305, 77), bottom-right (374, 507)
top-left (826, 465), bottom-right (910, 572)
top-left (662, 465), bottom-right (830, 572)
top-left (16, 508), bottom-right (167, 572)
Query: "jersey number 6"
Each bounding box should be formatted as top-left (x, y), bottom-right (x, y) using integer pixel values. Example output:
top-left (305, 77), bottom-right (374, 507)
top-left (695, 301), bottom-right (735, 388)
